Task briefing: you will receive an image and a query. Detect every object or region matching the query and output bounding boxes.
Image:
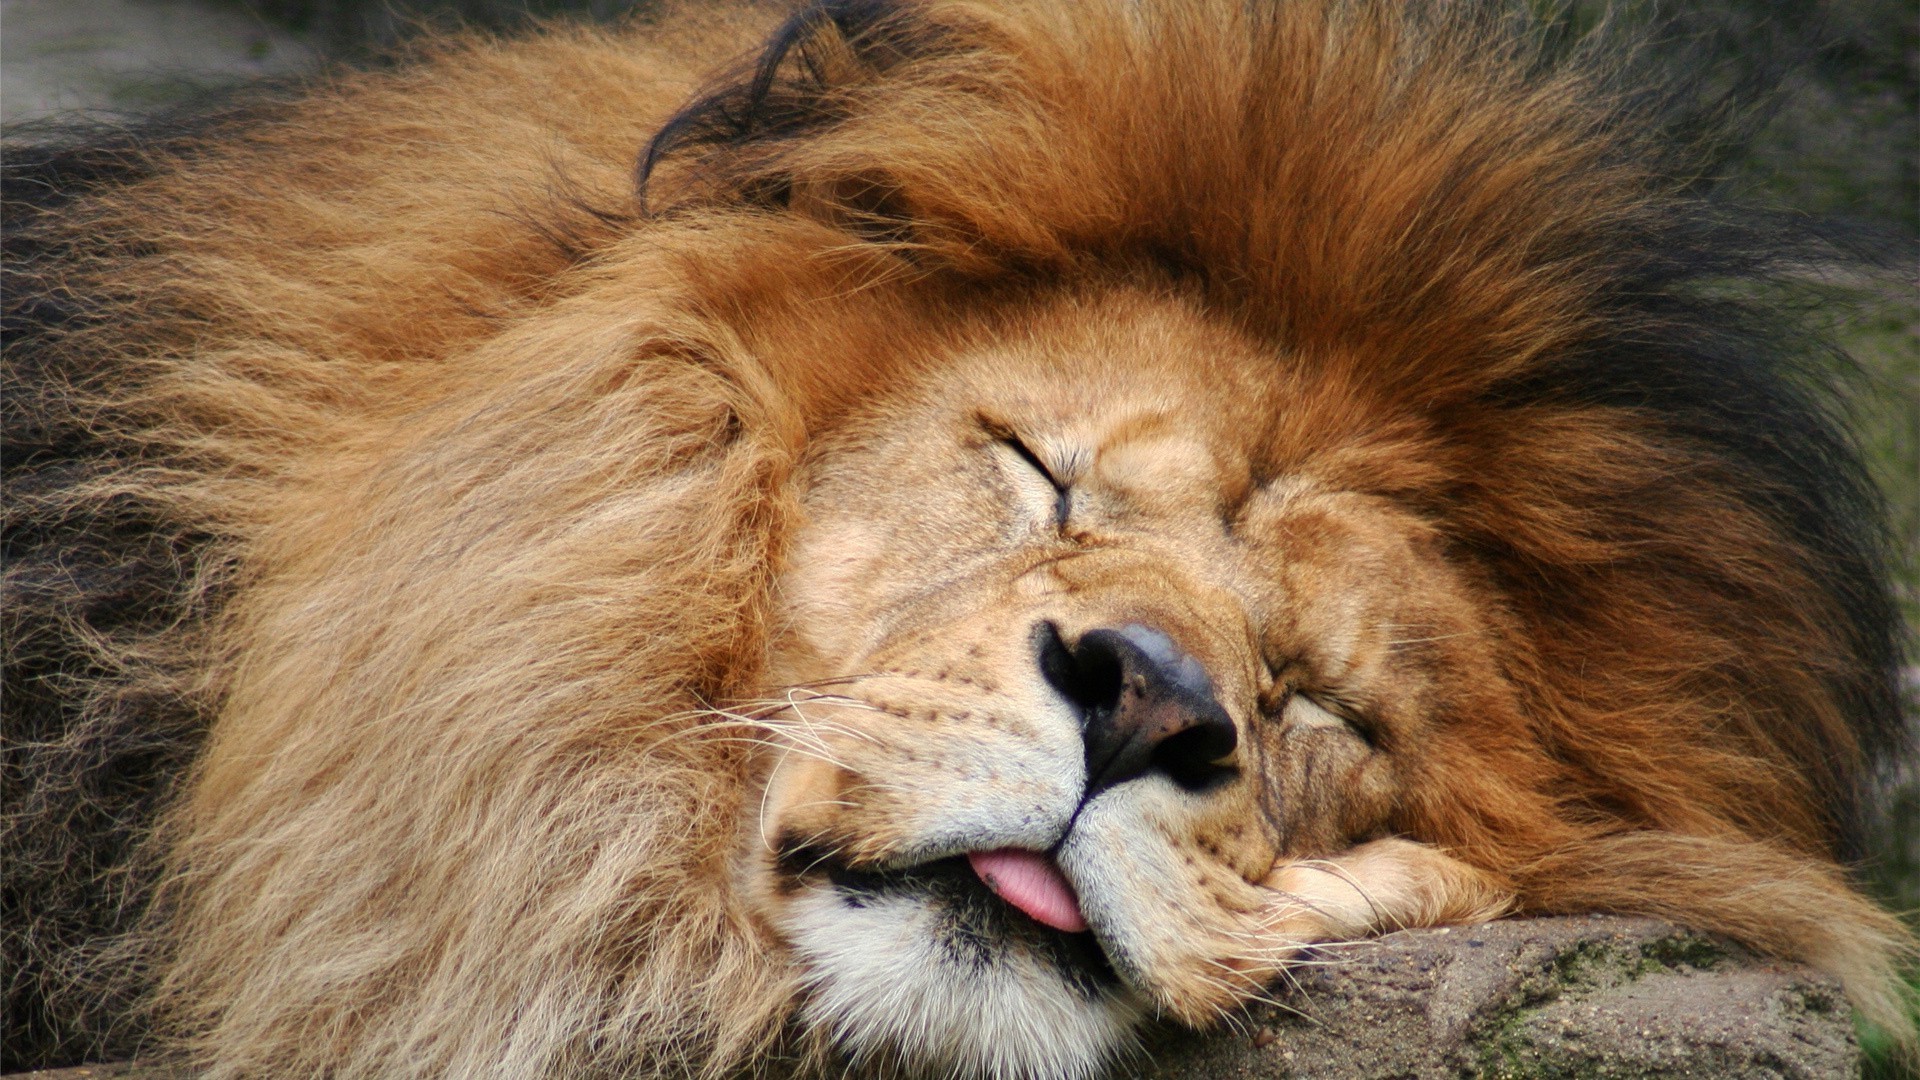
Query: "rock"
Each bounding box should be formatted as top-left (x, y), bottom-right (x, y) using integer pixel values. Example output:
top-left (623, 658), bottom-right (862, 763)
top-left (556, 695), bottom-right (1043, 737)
top-left (5, 1060), bottom-right (168, 1068)
top-left (5, 917), bottom-right (1858, 1080)
top-left (1147, 915), bottom-right (1859, 1079)
top-left (0, 0), bottom-right (313, 125)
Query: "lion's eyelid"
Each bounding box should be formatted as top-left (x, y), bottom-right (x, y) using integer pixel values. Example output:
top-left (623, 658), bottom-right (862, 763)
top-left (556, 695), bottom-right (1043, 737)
top-left (1002, 433), bottom-right (1062, 489)
top-left (984, 425), bottom-right (1073, 526)
top-left (1284, 692), bottom-right (1350, 731)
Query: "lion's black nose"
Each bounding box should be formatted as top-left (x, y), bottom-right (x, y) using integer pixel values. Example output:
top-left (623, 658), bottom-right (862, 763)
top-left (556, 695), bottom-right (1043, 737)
top-left (1038, 622), bottom-right (1238, 796)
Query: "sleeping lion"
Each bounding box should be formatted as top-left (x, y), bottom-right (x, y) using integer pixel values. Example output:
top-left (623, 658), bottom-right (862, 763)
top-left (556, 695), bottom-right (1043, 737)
top-left (3, 0), bottom-right (1913, 1076)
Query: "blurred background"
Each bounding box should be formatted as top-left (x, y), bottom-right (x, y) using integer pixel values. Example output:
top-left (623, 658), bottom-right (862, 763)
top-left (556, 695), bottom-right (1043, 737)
top-left (3, 0), bottom-right (1915, 1064)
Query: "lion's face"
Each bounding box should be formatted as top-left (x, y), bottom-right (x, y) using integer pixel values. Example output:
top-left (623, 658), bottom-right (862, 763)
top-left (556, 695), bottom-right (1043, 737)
top-left (747, 291), bottom-right (1509, 1075)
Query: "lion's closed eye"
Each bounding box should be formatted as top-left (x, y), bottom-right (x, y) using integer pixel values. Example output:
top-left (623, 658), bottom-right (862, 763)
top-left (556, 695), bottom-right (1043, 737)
top-left (1282, 693), bottom-right (1352, 734)
top-left (987, 425), bottom-right (1072, 526)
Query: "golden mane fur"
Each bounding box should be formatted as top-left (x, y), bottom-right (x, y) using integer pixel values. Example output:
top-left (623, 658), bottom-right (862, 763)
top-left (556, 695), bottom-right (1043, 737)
top-left (3, 1), bottom-right (1912, 1076)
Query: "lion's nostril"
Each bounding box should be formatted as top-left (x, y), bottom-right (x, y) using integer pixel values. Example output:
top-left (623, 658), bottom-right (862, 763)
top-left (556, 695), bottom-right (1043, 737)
top-left (1038, 621), bottom-right (1122, 714)
top-left (1036, 622), bottom-right (1239, 796)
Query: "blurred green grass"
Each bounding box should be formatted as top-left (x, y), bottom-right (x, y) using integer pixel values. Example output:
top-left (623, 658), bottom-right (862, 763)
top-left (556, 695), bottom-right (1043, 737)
top-left (1842, 282), bottom-right (1919, 1075)
top-left (1851, 281), bottom-right (1920, 829)
top-left (1842, 284), bottom-right (1918, 675)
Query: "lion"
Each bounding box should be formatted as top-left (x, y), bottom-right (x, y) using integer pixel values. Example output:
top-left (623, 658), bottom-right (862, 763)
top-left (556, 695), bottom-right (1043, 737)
top-left (3, 0), bottom-right (1913, 1076)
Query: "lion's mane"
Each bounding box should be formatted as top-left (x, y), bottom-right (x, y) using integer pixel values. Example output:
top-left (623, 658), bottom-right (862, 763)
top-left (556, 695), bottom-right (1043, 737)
top-left (3, 0), bottom-right (1911, 1074)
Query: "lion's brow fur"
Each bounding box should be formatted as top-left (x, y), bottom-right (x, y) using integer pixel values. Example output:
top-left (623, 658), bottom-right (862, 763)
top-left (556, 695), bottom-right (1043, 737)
top-left (1, 0), bottom-right (1911, 1074)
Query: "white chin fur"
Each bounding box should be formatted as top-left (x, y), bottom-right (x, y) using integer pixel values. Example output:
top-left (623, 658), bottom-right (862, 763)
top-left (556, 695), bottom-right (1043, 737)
top-left (786, 883), bottom-right (1143, 1079)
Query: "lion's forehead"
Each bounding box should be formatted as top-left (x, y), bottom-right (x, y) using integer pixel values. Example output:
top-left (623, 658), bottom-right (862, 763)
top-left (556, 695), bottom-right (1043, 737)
top-left (786, 331), bottom-right (1464, 681)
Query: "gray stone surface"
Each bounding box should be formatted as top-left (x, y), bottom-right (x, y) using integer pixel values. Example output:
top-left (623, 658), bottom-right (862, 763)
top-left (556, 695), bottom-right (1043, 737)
top-left (1, 0), bottom-right (313, 125)
top-left (9, 1060), bottom-right (159, 1068)
top-left (1148, 915), bottom-right (1858, 1079)
top-left (8, 917), bottom-right (1859, 1079)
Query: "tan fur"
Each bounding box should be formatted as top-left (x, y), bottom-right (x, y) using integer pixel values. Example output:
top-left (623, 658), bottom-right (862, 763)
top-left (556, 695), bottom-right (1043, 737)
top-left (14, 1), bottom-right (1912, 1076)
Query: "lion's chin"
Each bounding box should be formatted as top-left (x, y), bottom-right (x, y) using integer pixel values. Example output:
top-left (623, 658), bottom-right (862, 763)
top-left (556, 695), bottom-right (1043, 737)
top-left (782, 857), bottom-right (1145, 1080)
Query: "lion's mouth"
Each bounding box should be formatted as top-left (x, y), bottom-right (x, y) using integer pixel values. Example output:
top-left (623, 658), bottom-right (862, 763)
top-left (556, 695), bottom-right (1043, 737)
top-left (783, 846), bottom-right (1121, 990)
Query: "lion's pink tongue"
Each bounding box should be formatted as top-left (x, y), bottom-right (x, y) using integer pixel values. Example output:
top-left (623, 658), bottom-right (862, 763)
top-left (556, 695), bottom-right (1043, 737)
top-left (966, 849), bottom-right (1088, 933)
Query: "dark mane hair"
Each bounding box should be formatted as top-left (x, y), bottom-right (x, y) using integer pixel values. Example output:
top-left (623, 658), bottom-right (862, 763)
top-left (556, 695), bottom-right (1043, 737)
top-left (4, 97), bottom-right (297, 1068)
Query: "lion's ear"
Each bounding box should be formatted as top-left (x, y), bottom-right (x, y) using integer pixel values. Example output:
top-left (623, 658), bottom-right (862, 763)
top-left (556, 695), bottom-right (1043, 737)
top-left (638, 0), bottom-right (935, 241)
